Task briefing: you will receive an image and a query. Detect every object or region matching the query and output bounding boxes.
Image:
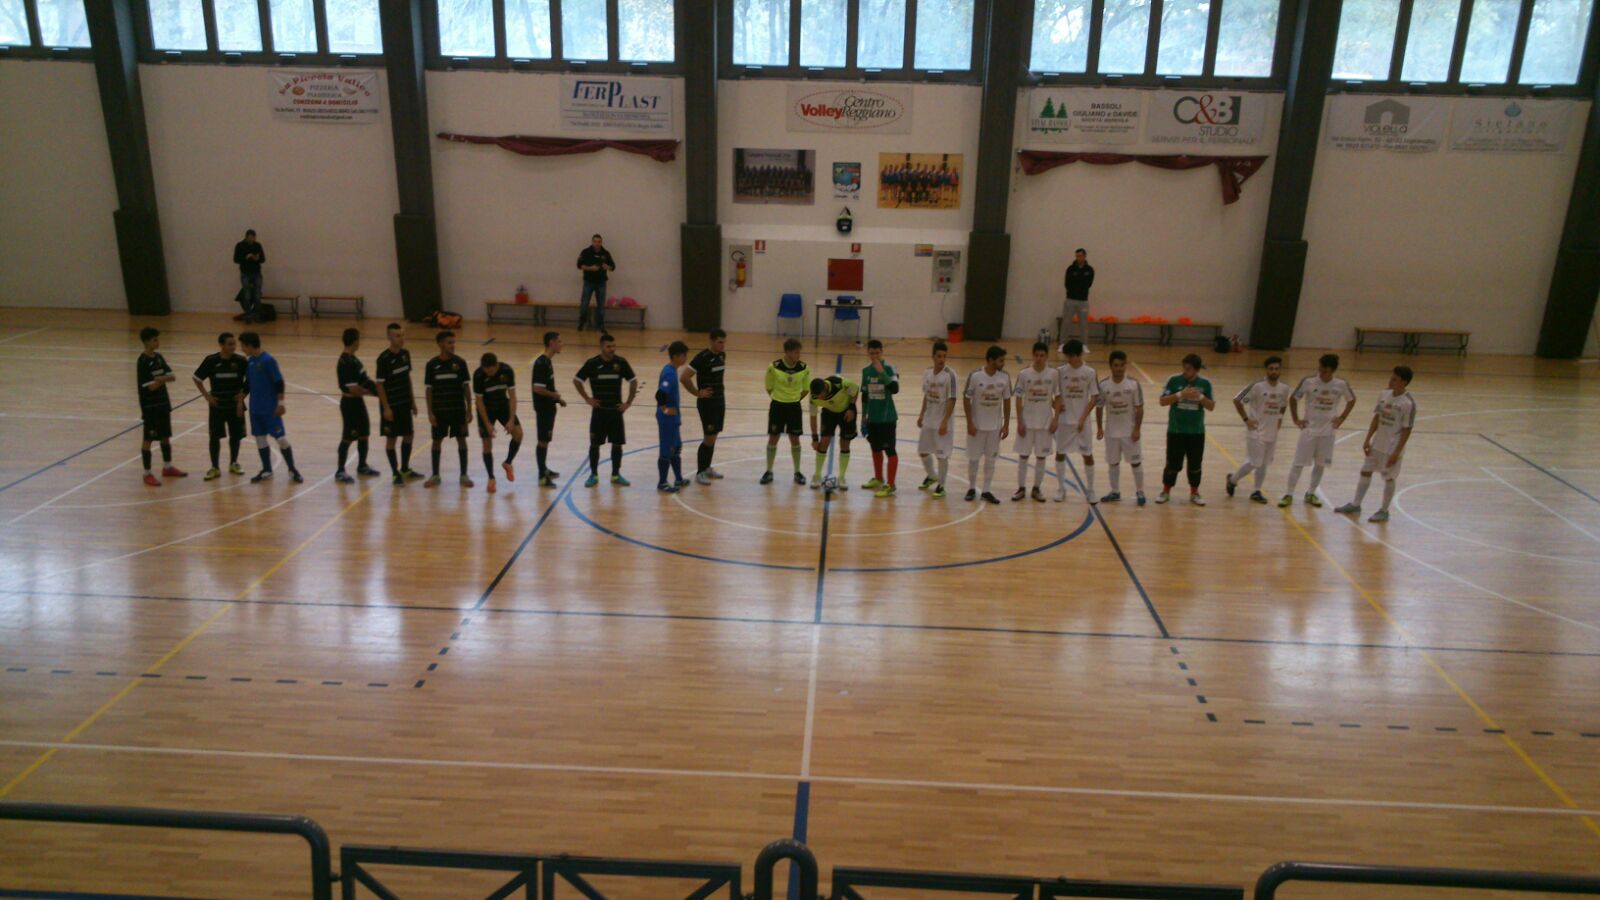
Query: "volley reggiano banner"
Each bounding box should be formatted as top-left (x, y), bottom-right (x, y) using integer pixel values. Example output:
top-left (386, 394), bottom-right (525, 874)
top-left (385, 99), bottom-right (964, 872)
top-left (269, 70), bottom-right (383, 123)
top-left (788, 84), bottom-right (913, 134)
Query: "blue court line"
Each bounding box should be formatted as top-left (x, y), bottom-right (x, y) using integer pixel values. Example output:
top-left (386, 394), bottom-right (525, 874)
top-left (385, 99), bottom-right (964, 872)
top-left (812, 354), bottom-right (843, 622)
top-left (787, 780), bottom-right (811, 900)
top-left (830, 511), bottom-right (1094, 572)
top-left (1067, 457), bottom-right (1171, 639)
top-left (562, 491), bottom-right (814, 571)
top-left (0, 394), bottom-right (202, 495)
top-left (472, 463), bottom-right (585, 609)
top-left (1479, 433), bottom-right (1600, 507)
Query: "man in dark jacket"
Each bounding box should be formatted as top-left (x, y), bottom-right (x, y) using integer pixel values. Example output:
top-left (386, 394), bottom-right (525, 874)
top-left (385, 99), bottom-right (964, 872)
top-left (1062, 247), bottom-right (1095, 350)
top-left (576, 234), bottom-right (616, 333)
top-left (234, 229), bottom-right (266, 322)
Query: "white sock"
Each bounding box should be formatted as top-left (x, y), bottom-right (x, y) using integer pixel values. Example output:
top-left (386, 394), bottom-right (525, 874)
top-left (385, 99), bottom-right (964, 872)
top-left (921, 453), bottom-right (936, 481)
top-left (1353, 474), bottom-right (1373, 506)
top-left (937, 456), bottom-right (949, 485)
top-left (1253, 465), bottom-right (1268, 491)
top-left (968, 456), bottom-right (980, 490)
top-left (1233, 461), bottom-right (1254, 482)
top-left (983, 454), bottom-right (996, 492)
top-left (1017, 457), bottom-right (1029, 490)
top-left (1309, 465), bottom-right (1325, 494)
top-left (1286, 465), bottom-right (1303, 494)
top-left (1033, 457), bottom-right (1047, 489)
top-left (1379, 478), bottom-right (1396, 511)
top-left (1109, 462), bottom-right (1121, 493)
top-left (1083, 463), bottom-right (1095, 498)
top-left (1132, 463), bottom-right (1145, 493)
top-left (1054, 455), bottom-right (1067, 492)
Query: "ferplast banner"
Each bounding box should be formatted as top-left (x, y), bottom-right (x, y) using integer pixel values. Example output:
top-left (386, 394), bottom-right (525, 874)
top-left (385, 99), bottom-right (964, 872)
top-left (1025, 88), bottom-right (1142, 145)
top-left (1449, 98), bottom-right (1572, 152)
top-left (787, 84), bottom-right (913, 133)
top-left (560, 76), bottom-right (674, 133)
top-left (1325, 95), bottom-right (1447, 152)
top-left (1145, 91), bottom-right (1266, 148)
top-left (269, 71), bottom-right (382, 123)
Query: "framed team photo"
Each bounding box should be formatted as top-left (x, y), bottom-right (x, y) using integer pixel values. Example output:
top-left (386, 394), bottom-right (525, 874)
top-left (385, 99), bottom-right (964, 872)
top-left (733, 148), bottom-right (816, 205)
top-left (877, 152), bottom-right (963, 209)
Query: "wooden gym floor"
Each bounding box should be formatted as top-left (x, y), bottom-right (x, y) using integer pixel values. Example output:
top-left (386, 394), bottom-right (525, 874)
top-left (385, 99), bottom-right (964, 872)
top-left (0, 309), bottom-right (1597, 897)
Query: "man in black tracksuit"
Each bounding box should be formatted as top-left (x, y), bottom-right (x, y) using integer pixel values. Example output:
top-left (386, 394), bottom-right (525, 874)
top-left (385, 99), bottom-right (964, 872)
top-left (576, 234), bottom-right (616, 333)
top-left (234, 229), bottom-right (266, 322)
top-left (1062, 248), bottom-right (1095, 349)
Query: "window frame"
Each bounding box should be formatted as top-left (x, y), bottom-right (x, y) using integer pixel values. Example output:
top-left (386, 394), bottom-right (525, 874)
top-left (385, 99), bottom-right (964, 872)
top-left (719, 0), bottom-right (985, 84)
top-left (421, 0), bottom-right (686, 73)
top-left (127, 0), bottom-right (385, 65)
top-left (1330, 0), bottom-right (1600, 96)
top-left (1021, 0), bottom-right (1295, 88)
top-left (0, 0), bottom-right (94, 58)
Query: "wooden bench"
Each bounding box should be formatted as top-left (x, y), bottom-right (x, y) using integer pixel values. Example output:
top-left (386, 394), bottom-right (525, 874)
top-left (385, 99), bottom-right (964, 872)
top-left (262, 294), bottom-right (300, 320)
top-left (1356, 326), bottom-right (1470, 355)
top-left (1355, 326), bottom-right (1411, 353)
top-left (1053, 317), bottom-right (1114, 344)
top-left (1163, 321), bottom-right (1224, 346)
top-left (485, 300), bottom-right (540, 324)
top-left (309, 294), bottom-right (365, 318)
top-left (500, 300), bottom-right (647, 330)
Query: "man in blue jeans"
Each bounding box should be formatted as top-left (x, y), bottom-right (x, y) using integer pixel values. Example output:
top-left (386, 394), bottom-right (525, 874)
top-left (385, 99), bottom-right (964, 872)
top-left (576, 233), bottom-right (615, 332)
top-left (234, 229), bottom-right (266, 322)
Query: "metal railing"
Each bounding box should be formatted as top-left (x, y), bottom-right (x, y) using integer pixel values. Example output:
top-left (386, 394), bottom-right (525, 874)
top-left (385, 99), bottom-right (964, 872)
top-left (1254, 861), bottom-right (1600, 898)
top-left (339, 846), bottom-right (537, 899)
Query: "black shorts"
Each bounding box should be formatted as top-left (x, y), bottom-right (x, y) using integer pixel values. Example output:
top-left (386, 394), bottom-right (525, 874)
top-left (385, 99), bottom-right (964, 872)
top-left (535, 404), bottom-right (558, 443)
top-left (208, 405), bottom-right (244, 440)
top-left (590, 407), bottom-right (626, 445)
top-left (819, 408), bottom-right (858, 441)
top-left (431, 413), bottom-right (469, 440)
top-left (380, 403), bottom-right (414, 438)
top-left (864, 420), bottom-right (897, 452)
top-left (767, 400), bottom-right (802, 436)
top-left (142, 408), bottom-right (172, 442)
top-left (340, 398), bottom-right (370, 441)
top-left (477, 407), bottom-right (519, 439)
top-left (696, 398), bottom-right (725, 436)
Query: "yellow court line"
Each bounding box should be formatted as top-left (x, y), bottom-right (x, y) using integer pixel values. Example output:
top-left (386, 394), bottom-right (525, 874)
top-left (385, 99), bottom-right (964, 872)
top-left (1127, 359), bottom-right (1600, 841)
top-left (0, 485), bottom-right (375, 799)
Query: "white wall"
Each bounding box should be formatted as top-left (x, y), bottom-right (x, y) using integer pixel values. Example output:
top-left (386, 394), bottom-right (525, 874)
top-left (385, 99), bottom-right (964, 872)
top-left (1296, 101), bottom-right (1590, 354)
top-left (1004, 90), bottom-right (1283, 341)
top-left (717, 80), bottom-right (982, 337)
top-left (140, 65), bottom-right (403, 315)
top-left (0, 60), bottom-right (124, 309)
top-left (428, 71), bottom-right (687, 327)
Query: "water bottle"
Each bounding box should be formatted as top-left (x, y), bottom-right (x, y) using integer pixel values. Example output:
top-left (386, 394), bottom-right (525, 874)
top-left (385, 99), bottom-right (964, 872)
top-left (1038, 327), bottom-right (1049, 347)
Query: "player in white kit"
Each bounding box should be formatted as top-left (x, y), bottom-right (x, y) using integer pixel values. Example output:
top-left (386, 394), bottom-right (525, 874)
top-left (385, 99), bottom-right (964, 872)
top-left (1013, 341), bottom-right (1061, 502)
top-left (963, 345), bottom-right (1011, 504)
top-left (1280, 353), bottom-right (1357, 508)
top-left (1336, 366), bottom-right (1417, 523)
top-left (1095, 350), bottom-right (1146, 506)
top-left (1227, 356), bottom-right (1291, 504)
top-left (1054, 339), bottom-right (1101, 503)
top-left (917, 340), bottom-right (959, 498)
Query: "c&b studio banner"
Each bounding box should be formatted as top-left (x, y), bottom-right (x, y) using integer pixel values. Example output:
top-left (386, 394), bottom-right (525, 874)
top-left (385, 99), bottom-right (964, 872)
top-left (1145, 91), bottom-right (1266, 149)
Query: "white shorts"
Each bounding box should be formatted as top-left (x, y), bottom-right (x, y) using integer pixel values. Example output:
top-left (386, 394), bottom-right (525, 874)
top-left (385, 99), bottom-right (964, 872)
top-left (917, 423), bottom-right (955, 459)
top-left (1360, 448), bottom-right (1403, 479)
top-left (1014, 425), bottom-right (1054, 457)
top-left (1105, 436), bottom-right (1142, 465)
top-left (1246, 435), bottom-right (1278, 469)
top-left (967, 428), bottom-right (1001, 459)
top-left (1054, 422), bottom-right (1092, 455)
top-left (1292, 431), bottom-right (1336, 468)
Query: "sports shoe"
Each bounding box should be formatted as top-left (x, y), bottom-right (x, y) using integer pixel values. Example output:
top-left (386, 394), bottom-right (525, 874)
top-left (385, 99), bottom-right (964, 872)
top-left (1011, 488), bottom-right (1027, 502)
top-left (228, 462), bottom-right (245, 475)
top-left (810, 478), bottom-right (822, 490)
top-left (584, 475), bottom-right (599, 488)
top-left (918, 477), bottom-right (937, 491)
top-left (143, 473), bottom-right (161, 487)
top-left (760, 471), bottom-right (774, 485)
top-left (392, 474), bottom-right (404, 486)
top-left (1250, 490), bottom-right (1268, 504)
top-left (863, 478), bottom-right (883, 491)
top-left (501, 462), bottom-right (515, 482)
top-left (1305, 493), bottom-right (1323, 508)
top-left (931, 484), bottom-right (946, 498)
top-left (1054, 488), bottom-right (1068, 502)
top-left (1088, 494), bottom-right (1099, 505)
top-left (657, 482), bottom-right (678, 493)
top-left (875, 484), bottom-right (897, 498)
top-left (162, 466), bottom-right (187, 478)
top-left (1278, 494), bottom-right (1293, 508)
top-left (251, 470), bottom-right (273, 483)
top-left (707, 468), bottom-right (725, 479)
top-left (291, 470), bottom-right (304, 484)
top-left (424, 475), bottom-right (441, 488)
top-left (965, 488), bottom-right (977, 502)
top-left (1226, 474), bottom-right (1237, 497)
top-left (793, 472), bottom-right (807, 486)
top-left (677, 478), bottom-right (692, 489)
top-left (610, 474), bottom-right (630, 486)
top-left (357, 464), bottom-right (381, 477)
top-left (545, 469), bottom-right (561, 479)
top-left (1154, 491), bottom-right (1171, 504)
top-left (1031, 487), bottom-right (1046, 502)
top-left (1368, 509), bottom-right (1390, 523)
top-left (981, 491), bottom-right (1001, 505)
top-left (540, 474), bottom-right (558, 487)
top-left (1101, 491), bottom-right (1122, 503)
top-left (487, 479), bottom-right (497, 494)
top-left (335, 471), bottom-right (355, 484)
top-left (402, 468), bottom-right (423, 481)
top-left (835, 481), bottom-right (848, 492)
top-left (460, 475), bottom-right (475, 488)
top-left (695, 471), bottom-right (712, 485)
top-left (1335, 503), bottom-right (1360, 515)
top-left (1136, 492), bottom-right (1147, 507)
top-left (1190, 492), bottom-right (1206, 506)
top-left (203, 467), bottom-right (221, 481)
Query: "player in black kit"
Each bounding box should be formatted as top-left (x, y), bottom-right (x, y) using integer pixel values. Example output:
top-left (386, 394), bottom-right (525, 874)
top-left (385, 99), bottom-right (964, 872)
top-left (424, 330), bottom-right (474, 488)
top-left (192, 331), bottom-right (248, 480)
top-left (375, 322), bottom-right (421, 486)
top-left (682, 329), bottom-right (728, 485)
top-left (529, 332), bottom-right (567, 487)
top-left (473, 352), bottom-right (523, 494)
top-left (137, 327), bottom-right (186, 486)
top-left (335, 328), bottom-right (382, 483)
top-left (573, 333), bottom-right (638, 487)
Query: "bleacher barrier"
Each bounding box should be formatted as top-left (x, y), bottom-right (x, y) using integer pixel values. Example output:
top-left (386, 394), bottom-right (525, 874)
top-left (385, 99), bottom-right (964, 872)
top-left (5, 803), bottom-right (1599, 899)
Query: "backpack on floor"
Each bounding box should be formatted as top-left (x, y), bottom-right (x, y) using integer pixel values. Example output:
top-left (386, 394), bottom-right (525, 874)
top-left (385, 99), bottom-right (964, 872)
top-left (256, 302), bottom-right (278, 322)
top-left (424, 310), bottom-right (464, 330)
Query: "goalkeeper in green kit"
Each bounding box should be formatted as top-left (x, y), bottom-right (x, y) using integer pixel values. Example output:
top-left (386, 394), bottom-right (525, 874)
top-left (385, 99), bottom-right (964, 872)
top-left (860, 339), bottom-right (900, 498)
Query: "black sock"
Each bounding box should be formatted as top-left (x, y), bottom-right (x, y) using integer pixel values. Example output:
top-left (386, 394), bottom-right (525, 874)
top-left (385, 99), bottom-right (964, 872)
top-left (658, 457), bottom-right (669, 485)
top-left (160, 442), bottom-right (172, 463)
top-left (357, 439), bottom-right (369, 467)
top-left (697, 444), bottom-right (711, 473)
top-left (670, 449), bottom-right (683, 483)
top-left (537, 445), bottom-right (549, 477)
top-left (141, 449), bottom-right (152, 471)
top-left (337, 441), bottom-right (350, 472)
top-left (229, 438), bottom-right (241, 464)
top-left (258, 447), bottom-right (272, 471)
top-left (431, 445), bottom-right (442, 477)
top-left (209, 437), bottom-right (221, 469)
top-left (281, 446), bottom-right (296, 472)
top-left (705, 441), bottom-right (716, 469)
top-left (611, 444), bottom-right (623, 476)
top-left (457, 442), bottom-right (468, 475)
top-left (387, 447), bottom-right (400, 475)
top-left (402, 441), bottom-right (413, 470)
top-left (589, 443), bottom-right (601, 476)
top-left (505, 439), bottom-right (521, 463)
top-left (483, 452), bottom-right (495, 480)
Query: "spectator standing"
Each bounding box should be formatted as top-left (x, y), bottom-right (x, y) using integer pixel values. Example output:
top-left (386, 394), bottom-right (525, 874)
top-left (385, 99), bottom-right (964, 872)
top-left (1062, 248), bottom-right (1095, 350)
top-left (234, 229), bottom-right (266, 322)
top-left (576, 234), bottom-right (616, 333)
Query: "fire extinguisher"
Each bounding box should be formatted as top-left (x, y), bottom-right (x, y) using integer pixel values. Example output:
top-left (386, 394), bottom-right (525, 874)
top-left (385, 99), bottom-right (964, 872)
top-left (731, 250), bottom-right (748, 289)
top-left (1231, 333), bottom-right (1243, 353)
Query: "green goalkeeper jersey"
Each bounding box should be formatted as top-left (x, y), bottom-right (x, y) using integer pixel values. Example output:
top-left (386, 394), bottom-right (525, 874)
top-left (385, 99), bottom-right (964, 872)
top-left (860, 363), bottom-right (899, 423)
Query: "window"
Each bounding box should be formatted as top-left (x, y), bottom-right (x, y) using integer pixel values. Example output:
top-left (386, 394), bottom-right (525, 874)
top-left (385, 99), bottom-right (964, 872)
top-left (438, 0), bottom-right (493, 55)
top-left (1030, 0), bottom-right (1092, 71)
top-left (149, 0), bottom-right (208, 49)
top-left (143, 0), bottom-right (384, 58)
top-left (1331, 0), bottom-right (1401, 79)
top-left (0, 0), bottom-right (29, 45)
top-left (1458, 0), bottom-right (1518, 81)
top-left (270, 0), bottom-right (318, 51)
top-left (1213, 0), bottom-right (1278, 76)
top-left (1398, 0), bottom-right (1458, 81)
top-left (1031, 0), bottom-right (1277, 79)
top-left (561, 0), bottom-right (607, 59)
top-left (729, 0), bottom-right (978, 75)
top-left (328, 0), bottom-right (381, 53)
top-left (214, 0), bottom-right (264, 50)
top-left (34, 0), bottom-right (91, 46)
top-left (430, 0), bottom-right (675, 66)
top-left (506, 0), bottom-right (553, 57)
top-left (1098, 0), bottom-right (1151, 73)
top-left (1520, 0), bottom-right (1594, 82)
top-left (1156, 0), bottom-right (1210, 75)
top-left (619, 0), bottom-right (674, 61)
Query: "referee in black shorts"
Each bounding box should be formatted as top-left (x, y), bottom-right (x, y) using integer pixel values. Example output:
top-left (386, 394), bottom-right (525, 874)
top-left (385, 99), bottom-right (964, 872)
top-left (684, 329), bottom-right (728, 485)
top-left (574, 332), bottom-right (639, 487)
top-left (192, 331), bottom-right (249, 479)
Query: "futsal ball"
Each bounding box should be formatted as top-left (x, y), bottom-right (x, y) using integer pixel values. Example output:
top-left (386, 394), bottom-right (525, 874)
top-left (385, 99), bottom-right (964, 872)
top-left (823, 476), bottom-right (839, 491)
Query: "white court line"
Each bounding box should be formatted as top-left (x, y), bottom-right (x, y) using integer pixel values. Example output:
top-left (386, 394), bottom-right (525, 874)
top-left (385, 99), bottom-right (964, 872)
top-left (0, 327), bottom-right (48, 346)
top-left (1392, 479), bottom-right (1600, 567)
top-left (2, 421), bottom-right (207, 527)
top-left (800, 626), bottom-right (821, 779)
top-left (1480, 467), bottom-right (1600, 544)
top-left (0, 412), bottom-right (139, 423)
top-left (1, 739), bottom-right (1596, 819)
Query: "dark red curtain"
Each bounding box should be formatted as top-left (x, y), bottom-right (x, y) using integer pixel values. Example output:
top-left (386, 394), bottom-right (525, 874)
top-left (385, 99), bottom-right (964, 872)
top-left (1016, 151), bottom-right (1269, 204)
top-left (437, 133), bottom-right (680, 163)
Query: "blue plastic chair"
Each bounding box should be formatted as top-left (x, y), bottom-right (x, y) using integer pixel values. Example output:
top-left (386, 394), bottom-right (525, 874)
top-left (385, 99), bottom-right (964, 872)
top-left (777, 293), bottom-right (804, 337)
top-left (831, 296), bottom-right (861, 340)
